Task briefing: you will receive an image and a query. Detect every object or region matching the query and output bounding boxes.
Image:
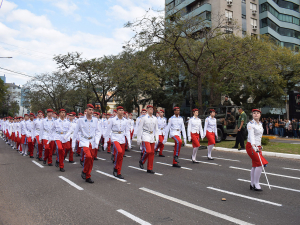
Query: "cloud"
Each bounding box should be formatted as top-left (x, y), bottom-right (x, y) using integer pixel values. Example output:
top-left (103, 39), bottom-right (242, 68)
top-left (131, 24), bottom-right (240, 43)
top-left (50, 0), bottom-right (81, 20)
top-left (86, 17), bottom-right (104, 26)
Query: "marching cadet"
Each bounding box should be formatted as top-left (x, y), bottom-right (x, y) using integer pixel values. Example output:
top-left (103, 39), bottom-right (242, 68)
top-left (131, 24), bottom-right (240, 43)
top-left (40, 109), bottom-right (55, 166)
top-left (32, 111), bottom-right (44, 161)
top-left (155, 109), bottom-right (167, 157)
top-left (16, 117), bottom-right (22, 152)
top-left (99, 113), bottom-right (106, 151)
top-left (104, 106), bottom-right (130, 179)
top-left (20, 114), bottom-right (29, 156)
top-left (104, 113), bottom-right (112, 154)
top-left (72, 104), bottom-right (101, 183)
top-left (53, 109), bottom-right (70, 172)
top-left (26, 113), bottom-right (35, 158)
top-left (133, 109), bottom-right (147, 153)
top-left (11, 117), bottom-right (16, 149)
top-left (246, 109), bottom-right (268, 191)
top-left (203, 109), bottom-right (218, 160)
top-left (64, 112), bottom-right (76, 163)
top-left (187, 109), bottom-right (204, 163)
top-left (137, 105), bottom-right (159, 174)
top-left (128, 113), bottom-right (134, 147)
top-left (164, 107), bottom-right (187, 168)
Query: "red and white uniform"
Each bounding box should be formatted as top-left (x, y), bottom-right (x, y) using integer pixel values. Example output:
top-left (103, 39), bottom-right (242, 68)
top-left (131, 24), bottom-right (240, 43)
top-left (25, 120), bottom-right (35, 157)
top-left (155, 116), bottom-right (167, 156)
top-left (72, 117), bottom-right (101, 179)
top-left (53, 118), bottom-right (70, 169)
top-left (32, 118), bottom-right (44, 159)
top-left (164, 115), bottom-right (187, 165)
top-left (105, 117), bottom-right (130, 176)
top-left (188, 117), bottom-right (204, 148)
top-left (40, 118), bottom-right (55, 165)
top-left (137, 114), bottom-right (158, 171)
top-left (203, 116), bottom-right (218, 159)
top-left (64, 120), bottom-right (77, 162)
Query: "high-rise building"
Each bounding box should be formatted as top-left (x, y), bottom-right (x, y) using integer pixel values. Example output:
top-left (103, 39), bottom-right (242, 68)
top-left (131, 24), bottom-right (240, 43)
top-left (259, 0), bottom-right (300, 51)
top-left (0, 74), bottom-right (6, 83)
top-left (165, 0), bottom-right (260, 36)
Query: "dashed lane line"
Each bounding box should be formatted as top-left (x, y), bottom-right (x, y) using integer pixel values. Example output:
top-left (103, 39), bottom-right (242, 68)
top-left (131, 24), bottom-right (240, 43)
top-left (139, 187), bottom-right (254, 225)
top-left (117, 209), bottom-right (151, 225)
top-left (32, 160), bottom-right (44, 168)
top-left (156, 162), bottom-right (192, 170)
top-left (207, 187), bottom-right (282, 207)
top-left (128, 166), bottom-right (163, 176)
top-left (95, 170), bottom-right (127, 182)
top-left (58, 176), bottom-right (84, 190)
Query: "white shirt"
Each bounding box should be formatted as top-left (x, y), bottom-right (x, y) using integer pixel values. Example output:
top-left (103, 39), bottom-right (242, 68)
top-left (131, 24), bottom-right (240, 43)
top-left (72, 117), bottom-right (101, 149)
top-left (127, 118), bottom-right (134, 132)
top-left (53, 118), bottom-right (70, 143)
top-left (32, 118), bottom-right (44, 137)
top-left (20, 120), bottom-right (27, 135)
top-left (64, 120), bottom-right (77, 142)
top-left (133, 116), bottom-right (145, 137)
top-left (25, 120), bottom-right (34, 138)
top-left (164, 115), bottom-right (187, 142)
top-left (137, 114), bottom-right (159, 144)
top-left (104, 116), bottom-right (130, 145)
top-left (204, 116), bottom-right (218, 139)
top-left (40, 118), bottom-right (55, 141)
top-left (157, 117), bottom-right (167, 136)
top-left (247, 119), bottom-right (263, 146)
top-left (187, 116), bottom-right (204, 139)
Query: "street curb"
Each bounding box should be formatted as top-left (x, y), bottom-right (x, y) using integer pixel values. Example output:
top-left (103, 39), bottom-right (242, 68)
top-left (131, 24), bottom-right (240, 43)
top-left (133, 139), bottom-right (300, 160)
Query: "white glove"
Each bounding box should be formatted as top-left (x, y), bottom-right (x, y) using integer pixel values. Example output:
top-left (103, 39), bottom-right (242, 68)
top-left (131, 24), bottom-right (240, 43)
top-left (104, 143), bottom-right (107, 150)
top-left (201, 138), bottom-right (203, 141)
top-left (137, 141), bottom-right (141, 146)
top-left (184, 139), bottom-right (187, 145)
top-left (64, 135), bottom-right (68, 140)
top-left (163, 139), bottom-right (167, 144)
top-left (72, 147), bottom-right (75, 152)
top-left (188, 137), bottom-right (191, 142)
top-left (128, 143), bottom-right (131, 149)
top-left (47, 140), bottom-right (50, 145)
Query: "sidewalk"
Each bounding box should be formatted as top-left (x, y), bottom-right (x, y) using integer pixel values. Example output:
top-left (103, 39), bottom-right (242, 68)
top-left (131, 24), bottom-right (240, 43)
top-left (162, 141), bottom-right (300, 160)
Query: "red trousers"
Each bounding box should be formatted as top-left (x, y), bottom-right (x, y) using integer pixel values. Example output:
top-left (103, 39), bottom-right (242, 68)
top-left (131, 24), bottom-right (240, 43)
top-left (76, 141), bottom-right (81, 154)
top-left (107, 138), bottom-right (111, 153)
top-left (64, 140), bottom-right (73, 162)
top-left (55, 140), bottom-right (67, 169)
top-left (141, 142), bottom-right (155, 170)
top-left (155, 135), bottom-right (165, 155)
top-left (172, 136), bottom-right (182, 165)
top-left (130, 130), bottom-right (134, 140)
top-left (113, 142), bottom-right (125, 175)
top-left (43, 140), bottom-right (54, 164)
top-left (27, 137), bottom-right (35, 157)
top-left (125, 137), bottom-right (128, 150)
top-left (35, 135), bottom-right (43, 159)
top-left (82, 144), bottom-right (94, 179)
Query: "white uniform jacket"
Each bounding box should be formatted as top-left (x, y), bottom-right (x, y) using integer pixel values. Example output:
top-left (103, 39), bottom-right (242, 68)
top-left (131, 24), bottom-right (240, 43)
top-left (64, 121), bottom-right (77, 142)
top-left (72, 117), bottom-right (101, 149)
top-left (203, 116), bottom-right (218, 139)
top-left (247, 120), bottom-right (263, 146)
top-left (137, 114), bottom-right (159, 144)
top-left (25, 120), bottom-right (34, 139)
top-left (157, 117), bottom-right (167, 136)
top-left (32, 118), bottom-right (43, 137)
top-left (53, 118), bottom-right (70, 143)
top-left (187, 117), bottom-right (204, 141)
top-left (104, 117), bottom-right (130, 146)
top-left (40, 118), bottom-right (55, 141)
top-left (164, 115), bottom-right (187, 143)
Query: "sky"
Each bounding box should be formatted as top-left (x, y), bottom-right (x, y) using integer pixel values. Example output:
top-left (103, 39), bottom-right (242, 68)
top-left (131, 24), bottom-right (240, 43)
top-left (0, 0), bottom-right (165, 85)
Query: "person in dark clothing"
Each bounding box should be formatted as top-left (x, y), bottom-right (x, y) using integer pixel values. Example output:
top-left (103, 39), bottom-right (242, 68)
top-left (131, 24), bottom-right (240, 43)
top-left (232, 107), bottom-right (247, 150)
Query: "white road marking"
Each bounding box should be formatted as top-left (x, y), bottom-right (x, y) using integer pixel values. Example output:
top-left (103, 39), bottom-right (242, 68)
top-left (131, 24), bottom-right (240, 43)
top-left (238, 179), bottom-right (300, 193)
top-left (132, 150), bottom-right (141, 153)
top-left (117, 209), bottom-right (151, 225)
top-left (95, 170), bottom-right (127, 182)
top-left (163, 150), bottom-right (173, 153)
top-left (97, 157), bottom-right (106, 161)
top-left (64, 159), bottom-right (77, 164)
top-left (156, 162), bottom-right (192, 170)
top-left (124, 155), bottom-right (132, 158)
top-left (128, 166), bottom-right (163, 176)
top-left (139, 187), bottom-right (253, 225)
top-left (58, 176), bottom-right (84, 191)
top-left (32, 160), bottom-right (44, 168)
top-left (207, 187), bottom-right (282, 207)
top-left (201, 156), bottom-right (240, 162)
top-left (230, 166), bottom-right (300, 180)
top-left (282, 167), bottom-right (300, 172)
top-left (180, 158), bottom-right (218, 165)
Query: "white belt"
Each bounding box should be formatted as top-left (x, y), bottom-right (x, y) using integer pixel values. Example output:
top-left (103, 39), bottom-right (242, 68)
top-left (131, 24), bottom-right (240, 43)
top-left (143, 129), bottom-right (154, 134)
top-left (171, 128), bottom-right (180, 131)
top-left (56, 131), bottom-right (66, 134)
top-left (36, 128), bottom-right (40, 131)
top-left (160, 128), bottom-right (164, 130)
top-left (81, 135), bottom-right (93, 140)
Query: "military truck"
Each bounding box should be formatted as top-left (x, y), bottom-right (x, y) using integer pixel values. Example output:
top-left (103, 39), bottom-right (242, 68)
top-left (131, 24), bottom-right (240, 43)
top-left (200, 106), bottom-right (240, 143)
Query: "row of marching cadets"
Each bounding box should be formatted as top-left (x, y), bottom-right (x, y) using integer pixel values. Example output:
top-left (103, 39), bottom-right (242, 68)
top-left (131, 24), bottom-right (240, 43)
top-left (0, 105), bottom-right (268, 191)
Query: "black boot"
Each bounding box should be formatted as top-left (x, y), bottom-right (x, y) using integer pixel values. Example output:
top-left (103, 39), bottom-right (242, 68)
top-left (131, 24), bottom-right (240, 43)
top-left (81, 171), bottom-right (86, 179)
top-left (173, 164), bottom-right (181, 168)
top-left (139, 160), bottom-right (144, 169)
top-left (147, 170), bottom-right (155, 174)
top-left (86, 178), bottom-right (94, 183)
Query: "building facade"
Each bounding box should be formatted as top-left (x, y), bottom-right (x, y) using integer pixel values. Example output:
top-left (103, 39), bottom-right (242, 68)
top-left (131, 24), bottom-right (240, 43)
top-left (165, 0), bottom-right (260, 36)
top-left (259, 0), bottom-right (300, 51)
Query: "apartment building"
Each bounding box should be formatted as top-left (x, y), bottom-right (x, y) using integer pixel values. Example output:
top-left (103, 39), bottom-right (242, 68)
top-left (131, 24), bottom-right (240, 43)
top-left (165, 0), bottom-right (260, 36)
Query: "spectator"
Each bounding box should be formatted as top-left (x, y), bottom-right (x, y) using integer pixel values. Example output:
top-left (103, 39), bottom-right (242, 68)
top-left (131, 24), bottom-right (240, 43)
top-left (274, 119), bottom-right (279, 136)
top-left (262, 118), bottom-right (267, 135)
top-left (269, 119), bottom-right (273, 135)
top-left (292, 119), bottom-right (298, 139)
top-left (285, 119), bottom-right (290, 138)
top-left (279, 119), bottom-right (285, 137)
top-left (266, 118), bottom-right (269, 135)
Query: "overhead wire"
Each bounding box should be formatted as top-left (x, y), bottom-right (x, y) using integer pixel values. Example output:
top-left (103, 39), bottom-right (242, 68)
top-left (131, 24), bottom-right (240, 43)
top-left (0, 67), bottom-right (34, 77)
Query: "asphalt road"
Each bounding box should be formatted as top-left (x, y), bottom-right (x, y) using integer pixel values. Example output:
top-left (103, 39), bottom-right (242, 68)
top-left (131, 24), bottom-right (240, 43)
top-left (0, 138), bottom-right (300, 225)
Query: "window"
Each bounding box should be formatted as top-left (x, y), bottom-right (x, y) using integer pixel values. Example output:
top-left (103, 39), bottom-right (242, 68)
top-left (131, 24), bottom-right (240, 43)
top-left (166, 1), bottom-right (175, 12)
top-left (251, 18), bottom-right (257, 26)
top-left (242, 30), bottom-right (247, 37)
top-left (241, 0), bottom-right (246, 3)
top-left (175, 0), bottom-right (185, 6)
top-left (250, 3), bottom-right (257, 10)
top-left (225, 10), bottom-right (233, 18)
top-left (272, 0), bottom-right (299, 12)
